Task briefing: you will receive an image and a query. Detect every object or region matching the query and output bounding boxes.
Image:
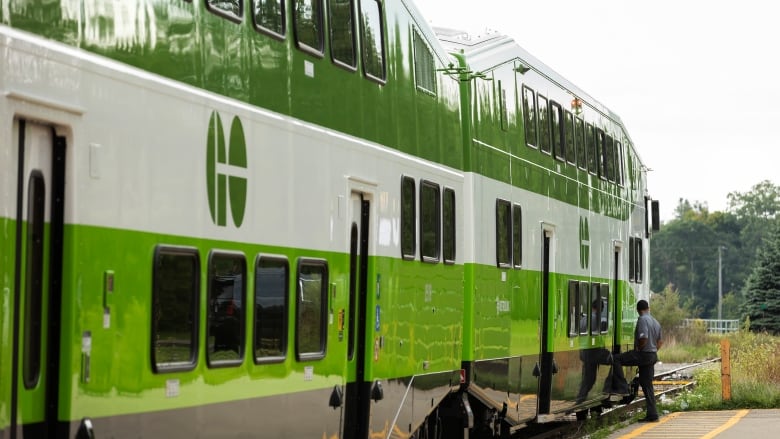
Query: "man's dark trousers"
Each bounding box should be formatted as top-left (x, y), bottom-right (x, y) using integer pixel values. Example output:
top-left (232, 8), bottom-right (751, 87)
top-left (608, 350), bottom-right (658, 419)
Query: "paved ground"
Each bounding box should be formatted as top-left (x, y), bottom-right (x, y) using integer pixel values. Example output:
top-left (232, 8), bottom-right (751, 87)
top-left (606, 409), bottom-right (780, 438)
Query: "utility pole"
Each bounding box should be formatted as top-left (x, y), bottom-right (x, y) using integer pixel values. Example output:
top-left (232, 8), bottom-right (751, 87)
top-left (718, 246), bottom-right (724, 321)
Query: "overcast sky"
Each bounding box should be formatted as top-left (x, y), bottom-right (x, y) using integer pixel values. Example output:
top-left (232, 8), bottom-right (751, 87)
top-left (416, 0), bottom-right (780, 221)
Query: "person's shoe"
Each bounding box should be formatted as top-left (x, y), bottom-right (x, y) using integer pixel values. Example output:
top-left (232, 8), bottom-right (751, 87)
top-left (638, 416), bottom-right (659, 422)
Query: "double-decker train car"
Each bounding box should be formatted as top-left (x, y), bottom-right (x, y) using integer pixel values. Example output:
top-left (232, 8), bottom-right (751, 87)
top-left (0, 1), bottom-right (658, 438)
top-left (433, 29), bottom-right (659, 435)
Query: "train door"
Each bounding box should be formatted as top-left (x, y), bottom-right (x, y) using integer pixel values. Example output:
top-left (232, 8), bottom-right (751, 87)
top-left (612, 244), bottom-right (622, 354)
top-left (342, 192), bottom-right (371, 439)
top-left (537, 225), bottom-right (555, 416)
top-left (8, 119), bottom-right (66, 438)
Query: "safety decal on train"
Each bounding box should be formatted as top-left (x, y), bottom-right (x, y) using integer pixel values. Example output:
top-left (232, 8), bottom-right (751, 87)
top-left (206, 111), bottom-right (248, 228)
top-left (579, 216), bottom-right (590, 269)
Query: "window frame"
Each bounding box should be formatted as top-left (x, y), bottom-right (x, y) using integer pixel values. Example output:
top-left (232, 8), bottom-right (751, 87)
top-left (359, 0), bottom-right (387, 83)
top-left (253, 254), bottom-right (290, 364)
top-left (151, 245), bottom-right (200, 373)
top-left (550, 100), bottom-right (564, 161)
top-left (537, 94), bottom-right (551, 154)
top-left (328, 0), bottom-right (358, 70)
top-left (401, 175), bottom-right (416, 260)
top-left (206, 0), bottom-right (244, 23)
top-left (420, 179), bottom-right (441, 264)
top-left (293, 0), bottom-right (325, 56)
top-left (512, 203), bottom-right (522, 268)
top-left (522, 86), bottom-right (538, 148)
top-left (495, 199), bottom-right (512, 268)
top-left (251, 0), bottom-right (285, 39)
top-left (295, 258), bottom-right (329, 361)
top-left (206, 250), bottom-right (247, 368)
top-left (443, 187), bottom-right (456, 264)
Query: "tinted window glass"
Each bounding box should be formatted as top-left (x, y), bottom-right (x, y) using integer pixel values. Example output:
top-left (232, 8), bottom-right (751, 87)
top-left (420, 180), bottom-right (441, 263)
top-left (565, 111), bottom-right (576, 164)
top-left (294, 0), bottom-right (323, 53)
top-left (537, 95), bottom-right (550, 154)
top-left (579, 283), bottom-right (591, 335)
top-left (414, 30), bottom-right (435, 93)
top-left (401, 176), bottom-right (416, 259)
top-left (253, 0), bottom-right (284, 36)
top-left (576, 117), bottom-right (586, 170)
top-left (255, 257), bottom-right (288, 362)
top-left (551, 101), bottom-right (564, 160)
top-left (522, 86), bottom-right (537, 148)
top-left (207, 0), bottom-right (243, 20)
top-left (329, 0), bottom-right (356, 67)
top-left (496, 199), bottom-right (511, 267)
top-left (512, 204), bottom-right (522, 268)
top-left (568, 281), bottom-right (579, 337)
top-left (23, 172), bottom-right (45, 388)
top-left (296, 260), bottom-right (328, 360)
top-left (443, 188), bottom-right (456, 263)
top-left (207, 252), bottom-right (246, 366)
top-left (599, 284), bottom-right (609, 334)
top-left (586, 123), bottom-right (597, 174)
top-left (152, 246), bottom-right (199, 372)
top-left (360, 0), bottom-right (385, 80)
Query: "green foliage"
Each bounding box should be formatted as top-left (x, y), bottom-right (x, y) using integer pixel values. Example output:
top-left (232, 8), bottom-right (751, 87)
top-left (651, 180), bottom-right (780, 319)
top-left (741, 225), bottom-right (780, 334)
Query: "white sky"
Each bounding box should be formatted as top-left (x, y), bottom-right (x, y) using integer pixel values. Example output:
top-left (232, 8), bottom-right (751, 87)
top-left (415, 0), bottom-right (780, 221)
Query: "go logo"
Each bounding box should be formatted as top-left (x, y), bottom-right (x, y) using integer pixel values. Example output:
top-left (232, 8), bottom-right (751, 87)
top-left (206, 111), bottom-right (247, 228)
top-left (579, 216), bottom-right (590, 269)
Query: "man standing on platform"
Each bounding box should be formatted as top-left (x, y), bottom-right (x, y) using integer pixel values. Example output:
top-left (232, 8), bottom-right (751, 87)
top-left (608, 299), bottom-right (663, 422)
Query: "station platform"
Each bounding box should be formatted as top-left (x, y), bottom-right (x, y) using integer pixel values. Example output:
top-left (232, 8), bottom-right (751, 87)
top-left (607, 409), bottom-right (780, 438)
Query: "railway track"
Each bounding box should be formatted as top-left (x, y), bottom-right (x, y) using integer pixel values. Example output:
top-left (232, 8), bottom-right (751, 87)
top-left (516, 359), bottom-right (721, 439)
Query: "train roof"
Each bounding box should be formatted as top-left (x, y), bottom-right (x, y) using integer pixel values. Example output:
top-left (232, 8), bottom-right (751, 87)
top-left (433, 27), bottom-right (642, 159)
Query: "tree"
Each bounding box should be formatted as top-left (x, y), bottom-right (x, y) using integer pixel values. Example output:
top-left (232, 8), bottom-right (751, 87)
top-left (741, 225), bottom-right (780, 334)
top-left (727, 180), bottom-right (780, 220)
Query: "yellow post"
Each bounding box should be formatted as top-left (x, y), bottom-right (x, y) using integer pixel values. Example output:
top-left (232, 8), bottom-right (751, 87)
top-left (721, 338), bottom-right (731, 401)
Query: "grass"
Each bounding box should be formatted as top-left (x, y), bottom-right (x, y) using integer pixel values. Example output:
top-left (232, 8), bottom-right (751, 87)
top-left (659, 323), bottom-right (780, 412)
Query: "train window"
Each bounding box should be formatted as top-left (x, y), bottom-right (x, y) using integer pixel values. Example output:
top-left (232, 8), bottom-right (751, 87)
top-left (576, 117), bottom-right (586, 170)
top-left (615, 140), bottom-right (624, 185)
top-left (512, 204), bottom-right (522, 268)
top-left (254, 256), bottom-right (289, 363)
top-left (522, 86), bottom-right (538, 148)
top-left (360, 0), bottom-right (386, 82)
top-left (443, 188), bottom-right (456, 264)
top-left (537, 95), bottom-right (551, 154)
top-left (586, 123), bottom-right (597, 174)
top-left (633, 238), bottom-right (644, 283)
top-left (420, 180), bottom-right (441, 263)
top-left (564, 110), bottom-right (576, 165)
top-left (23, 172), bottom-right (45, 388)
top-left (577, 284), bottom-right (597, 335)
top-left (589, 284), bottom-right (601, 335)
top-left (499, 82), bottom-right (508, 131)
top-left (401, 176), bottom-right (416, 260)
top-left (629, 237), bottom-right (636, 282)
top-left (495, 199), bottom-right (512, 268)
top-left (294, 0), bottom-right (324, 55)
top-left (207, 0), bottom-right (243, 22)
top-left (296, 259), bottom-right (328, 361)
top-left (152, 246), bottom-right (199, 373)
top-left (596, 128), bottom-right (606, 179)
top-left (551, 101), bottom-right (564, 160)
top-left (207, 251), bottom-right (246, 367)
top-left (252, 0), bottom-right (285, 38)
top-left (599, 284), bottom-right (609, 334)
top-left (605, 135), bottom-right (615, 182)
top-left (414, 29), bottom-right (436, 94)
top-left (329, 0), bottom-right (357, 68)
top-left (568, 281), bottom-right (579, 337)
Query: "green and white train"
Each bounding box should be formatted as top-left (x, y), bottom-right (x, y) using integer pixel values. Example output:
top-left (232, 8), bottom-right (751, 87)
top-left (0, 1), bottom-right (658, 438)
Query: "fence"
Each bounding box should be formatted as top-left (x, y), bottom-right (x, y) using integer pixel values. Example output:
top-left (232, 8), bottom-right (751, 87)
top-left (682, 319), bottom-right (740, 334)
